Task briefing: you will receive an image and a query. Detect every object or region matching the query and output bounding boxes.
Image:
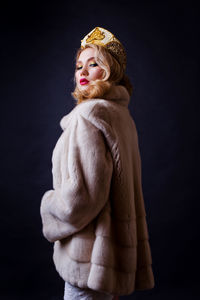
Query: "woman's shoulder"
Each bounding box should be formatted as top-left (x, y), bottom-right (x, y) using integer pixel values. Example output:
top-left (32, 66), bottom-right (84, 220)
top-left (80, 98), bottom-right (115, 121)
top-left (60, 99), bottom-right (115, 132)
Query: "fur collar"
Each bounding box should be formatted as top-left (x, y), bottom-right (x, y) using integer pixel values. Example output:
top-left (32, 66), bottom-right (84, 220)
top-left (102, 84), bottom-right (130, 107)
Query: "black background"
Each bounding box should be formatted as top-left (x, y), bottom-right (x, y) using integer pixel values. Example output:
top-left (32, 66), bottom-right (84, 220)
top-left (1, 0), bottom-right (199, 299)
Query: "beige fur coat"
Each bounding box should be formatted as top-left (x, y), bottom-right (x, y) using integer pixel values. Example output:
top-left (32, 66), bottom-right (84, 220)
top-left (40, 85), bottom-right (155, 296)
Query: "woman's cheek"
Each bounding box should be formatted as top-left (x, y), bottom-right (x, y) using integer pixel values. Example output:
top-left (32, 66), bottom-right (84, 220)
top-left (75, 73), bottom-right (79, 84)
top-left (94, 68), bottom-right (104, 80)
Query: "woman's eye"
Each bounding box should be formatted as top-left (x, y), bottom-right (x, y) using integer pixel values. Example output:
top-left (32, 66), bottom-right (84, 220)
top-left (90, 63), bottom-right (98, 67)
top-left (76, 66), bottom-right (82, 70)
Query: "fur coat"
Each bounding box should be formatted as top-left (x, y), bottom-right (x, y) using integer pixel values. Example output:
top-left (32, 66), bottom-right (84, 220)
top-left (40, 85), bottom-right (155, 296)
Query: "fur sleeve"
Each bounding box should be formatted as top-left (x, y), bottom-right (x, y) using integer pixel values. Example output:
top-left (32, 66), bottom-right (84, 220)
top-left (40, 114), bottom-right (113, 242)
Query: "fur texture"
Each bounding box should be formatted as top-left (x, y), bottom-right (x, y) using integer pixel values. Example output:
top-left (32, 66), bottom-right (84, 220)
top-left (40, 85), bottom-right (155, 296)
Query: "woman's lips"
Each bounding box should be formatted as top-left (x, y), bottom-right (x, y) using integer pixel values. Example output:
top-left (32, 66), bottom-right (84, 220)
top-left (80, 79), bottom-right (89, 85)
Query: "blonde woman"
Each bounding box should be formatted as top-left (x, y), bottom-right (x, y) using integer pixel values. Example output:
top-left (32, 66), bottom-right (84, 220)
top-left (40, 27), bottom-right (155, 300)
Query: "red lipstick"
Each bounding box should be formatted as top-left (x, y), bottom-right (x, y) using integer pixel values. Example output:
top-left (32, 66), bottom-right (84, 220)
top-left (80, 78), bottom-right (89, 85)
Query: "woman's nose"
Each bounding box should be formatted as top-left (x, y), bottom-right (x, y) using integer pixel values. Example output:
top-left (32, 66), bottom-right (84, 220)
top-left (80, 66), bottom-right (89, 76)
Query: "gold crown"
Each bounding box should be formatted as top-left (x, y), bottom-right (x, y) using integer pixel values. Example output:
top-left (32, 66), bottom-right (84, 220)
top-left (81, 27), bottom-right (127, 72)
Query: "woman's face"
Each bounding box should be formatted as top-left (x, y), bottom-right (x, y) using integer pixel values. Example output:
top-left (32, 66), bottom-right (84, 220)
top-left (75, 47), bottom-right (104, 89)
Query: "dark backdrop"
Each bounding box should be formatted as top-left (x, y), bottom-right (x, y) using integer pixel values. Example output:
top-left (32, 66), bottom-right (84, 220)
top-left (1, 0), bottom-right (199, 299)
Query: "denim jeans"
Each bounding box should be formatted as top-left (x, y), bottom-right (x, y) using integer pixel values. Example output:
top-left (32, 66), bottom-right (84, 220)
top-left (64, 281), bottom-right (113, 300)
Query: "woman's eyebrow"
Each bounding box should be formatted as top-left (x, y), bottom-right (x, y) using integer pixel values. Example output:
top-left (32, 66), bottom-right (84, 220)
top-left (77, 56), bottom-right (95, 64)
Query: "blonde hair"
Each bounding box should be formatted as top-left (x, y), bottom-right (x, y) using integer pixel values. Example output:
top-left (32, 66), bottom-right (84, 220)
top-left (71, 44), bottom-right (133, 105)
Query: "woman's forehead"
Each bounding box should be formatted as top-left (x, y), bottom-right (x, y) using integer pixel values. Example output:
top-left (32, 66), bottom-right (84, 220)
top-left (77, 47), bottom-right (96, 63)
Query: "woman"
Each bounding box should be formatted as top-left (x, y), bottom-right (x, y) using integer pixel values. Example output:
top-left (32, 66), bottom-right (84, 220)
top-left (40, 27), bottom-right (155, 300)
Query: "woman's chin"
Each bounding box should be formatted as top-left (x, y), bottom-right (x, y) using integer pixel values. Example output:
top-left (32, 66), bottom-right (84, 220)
top-left (79, 84), bottom-right (90, 90)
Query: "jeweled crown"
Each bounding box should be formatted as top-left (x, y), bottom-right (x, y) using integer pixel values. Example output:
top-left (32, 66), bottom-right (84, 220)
top-left (81, 27), bottom-right (127, 72)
